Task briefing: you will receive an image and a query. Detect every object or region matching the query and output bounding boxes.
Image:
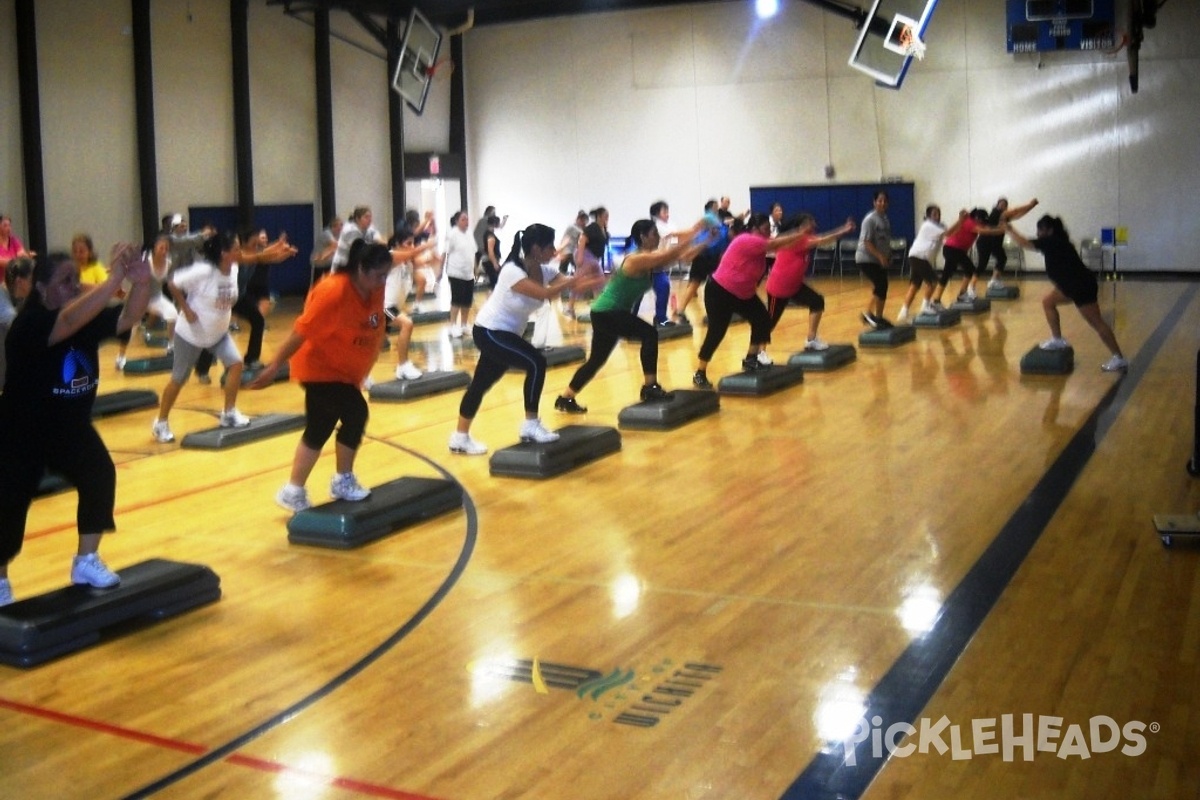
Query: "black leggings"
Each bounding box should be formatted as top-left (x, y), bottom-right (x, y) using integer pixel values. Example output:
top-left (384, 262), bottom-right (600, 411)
top-left (460, 326), bottom-right (547, 418)
top-left (301, 382), bottom-right (369, 451)
top-left (698, 279), bottom-right (772, 362)
top-left (860, 261), bottom-right (889, 300)
top-left (939, 246), bottom-right (975, 286)
top-left (568, 310), bottom-right (657, 393)
top-left (766, 284), bottom-right (825, 330)
top-left (976, 236), bottom-right (1006, 272)
top-left (0, 416), bottom-right (116, 563)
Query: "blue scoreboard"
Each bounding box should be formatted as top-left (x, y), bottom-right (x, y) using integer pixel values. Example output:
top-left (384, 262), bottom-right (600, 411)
top-left (1006, 0), bottom-right (1116, 53)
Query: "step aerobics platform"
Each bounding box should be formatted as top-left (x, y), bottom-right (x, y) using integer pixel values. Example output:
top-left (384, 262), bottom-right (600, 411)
top-left (489, 425), bottom-right (621, 478)
top-left (287, 477), bottom-right (463, 549)
top-left (180, 412), bottom-right (305, 449)
top-left (0, 559), bottom-right (221, 668)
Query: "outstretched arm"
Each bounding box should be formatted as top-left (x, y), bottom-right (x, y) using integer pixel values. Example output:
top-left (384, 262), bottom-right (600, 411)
top-left (1005, 225), bottom-right (1035, 250)
top-left (1002, 198), bottom-right (1039, 222)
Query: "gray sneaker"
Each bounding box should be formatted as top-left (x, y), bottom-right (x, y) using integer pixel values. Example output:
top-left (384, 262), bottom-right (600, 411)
top-left (71, 553), bottom-right (120, 588)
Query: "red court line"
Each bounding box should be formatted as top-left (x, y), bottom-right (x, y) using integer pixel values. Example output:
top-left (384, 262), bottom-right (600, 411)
top-left (1, 698), bottom-right (442, 800)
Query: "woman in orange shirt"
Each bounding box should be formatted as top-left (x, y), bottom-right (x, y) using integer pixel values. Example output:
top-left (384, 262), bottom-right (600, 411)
top-left (250, 240), bottom-right (391, 513)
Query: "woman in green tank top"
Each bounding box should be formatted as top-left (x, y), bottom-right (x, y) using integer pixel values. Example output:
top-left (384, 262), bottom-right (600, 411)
top-left (554, 218), bottom-right (709, 414)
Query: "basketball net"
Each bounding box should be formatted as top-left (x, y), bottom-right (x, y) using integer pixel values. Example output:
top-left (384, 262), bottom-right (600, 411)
top-left (898, 25), bottom-right (926, 60)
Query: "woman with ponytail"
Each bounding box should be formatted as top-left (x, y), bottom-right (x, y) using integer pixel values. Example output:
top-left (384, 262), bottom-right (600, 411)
top-left (1006, 214), bottom-right (1127, 372)
top-left (448, 223), bottom-right (602, 455)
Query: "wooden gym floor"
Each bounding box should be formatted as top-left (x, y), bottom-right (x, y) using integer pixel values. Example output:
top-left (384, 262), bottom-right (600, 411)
top-left (1, 273), bottom-right (1198, 800)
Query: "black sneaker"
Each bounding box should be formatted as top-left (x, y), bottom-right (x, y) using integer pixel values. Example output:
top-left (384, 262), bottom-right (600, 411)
top-left (554, 395), bottom-right (587, 414)
top-left (742, 356), bottom-right (763, 372)
top-left (657, 319), bottom-right (676, 328)
top-left (640, 383), bottom-right (675, 403)
top-left (692, 371), bottom-right (713, 389)
top-left (861, 312), bottom-right (879, 329)
top-left (875, 317), bottom-right (894, 330)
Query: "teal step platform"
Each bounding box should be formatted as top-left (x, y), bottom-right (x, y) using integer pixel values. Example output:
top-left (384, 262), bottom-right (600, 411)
top-left (92, 389), bottom-right (159, 418)
top-left (489, 424), bottom-right (621, 478)
top-left (617, 389), bottom-right (719, 431)
top-left (717, 363), bottom-right (805, 396)
top-left (986, 284), bottom-right (1021, 300)
top-left (0, 559), bottom-right (221, 668)
top-left (913, 309), bottom-right (962, 328)
top-left (221, 361), bottom-right (290, 387)
top-left (180, 412), bottom-right (305, 450)
top-left (411, 309), bottom-right (450, 324)
top-left (1020, 345), bottom-right (1074, 375)
top-left (656, 321), bottom-right (693, 340)
top-left (859, 326), bottom-right (917, 348)
top-left (950, 297), bottom-right (991, 314)
top-left (787, 344), bottom-right (857, 371)
top-left (122, 353), bottom-right (174, 374)
top-left (287, 477), bottom-right (463, 549)
top-left (507, 345), bottom-right (586, 371)
top-left (370, 371), bottom-right (470, 401)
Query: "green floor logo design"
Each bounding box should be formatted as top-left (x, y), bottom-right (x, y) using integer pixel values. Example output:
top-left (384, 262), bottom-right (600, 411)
top-left (468, 657), bottom-right (722, 728)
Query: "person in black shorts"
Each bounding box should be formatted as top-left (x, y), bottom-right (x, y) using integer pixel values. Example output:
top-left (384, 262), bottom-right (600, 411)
top-left (1006, 214), bottom-right (1128, 372)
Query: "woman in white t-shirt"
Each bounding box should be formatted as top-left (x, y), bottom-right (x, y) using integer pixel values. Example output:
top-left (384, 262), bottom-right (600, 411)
top-left (448, 223), bottom-right (600, 456)
top-left (897, 204), bottom-right (946, 322)
top-left (150, 232), bottom-right (251, 443)
top-left (444, 210), bottom-right (478, 337)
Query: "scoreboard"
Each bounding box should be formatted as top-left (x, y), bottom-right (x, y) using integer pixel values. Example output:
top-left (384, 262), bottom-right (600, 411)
top-left (1006, 0), bottom-right (1116, 53)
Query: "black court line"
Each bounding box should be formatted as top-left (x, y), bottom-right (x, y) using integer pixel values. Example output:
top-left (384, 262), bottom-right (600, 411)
top-left (782, 283), bottom-right (1198, 800)
top-left (121, 443), bottom-right (477, 799)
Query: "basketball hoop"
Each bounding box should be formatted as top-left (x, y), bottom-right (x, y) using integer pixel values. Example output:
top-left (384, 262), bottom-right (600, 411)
top-left (897, 25), bottom-right (926, 60)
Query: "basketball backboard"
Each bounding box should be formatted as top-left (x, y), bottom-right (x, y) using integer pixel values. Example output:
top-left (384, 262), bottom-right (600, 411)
top-left (848, 0), bottom-right (940, 88)
top-left (392, 7), bottom-right (442, 114)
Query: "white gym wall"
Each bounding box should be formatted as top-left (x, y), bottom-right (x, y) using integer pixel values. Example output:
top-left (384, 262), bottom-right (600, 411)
top-left (0, 0), bottom-right (1196, 270)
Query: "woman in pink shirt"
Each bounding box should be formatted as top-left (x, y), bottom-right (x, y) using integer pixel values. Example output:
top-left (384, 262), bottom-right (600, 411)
top-left (930, 208), bottom-right (1006, 308)
top-left (691, 213), bottom-right (814, 389)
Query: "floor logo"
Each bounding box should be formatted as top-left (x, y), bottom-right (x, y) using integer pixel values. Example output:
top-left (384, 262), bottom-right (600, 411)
top-left (468, 657), bottom-right (722, 728)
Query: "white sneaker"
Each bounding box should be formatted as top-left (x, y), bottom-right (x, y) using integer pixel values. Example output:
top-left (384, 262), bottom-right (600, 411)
top-left (1101, 355), bottom-right (1129, 373)
top-left (1039, 337), bottom-right (1071, 351)
top-left (330, 472), bottom-right (371, 501)
top-left (219, 408), bottom-right (251, 428)
top-left (965, 289), bottom-right (978, 301)
top-left (756, 350), bottom-right (774, 366)
top-left (361, 375), bottom-right (375, 391)
top-left (930, 301), bottom-right (946, 312)
top-left (920, 303), bottom-right (935, 315)
top-left (988, 278), bottom-right (1004, 289)
top-left (115, 354), bottom-right (127, 370)
top-left (71, 553), bottom-right (120, 588)
top-left (396, 360), bottom-right (423, 381)
top-left (896, 305), bottom-right (909, 323)
top-left (275, 484), bottom-right (312, 513)
top-left (0, 578), bottom-right (13, 607)
top-left (448, 431), bottom-right (488, 455)
top-left (519, 418), bottom-right (560, 444)
top-left (805, 338), bottom-right (830, 351)
top-left (152, 419), bottom-right (175, 443)
top-left (448, 324), bottom-right (463, 338)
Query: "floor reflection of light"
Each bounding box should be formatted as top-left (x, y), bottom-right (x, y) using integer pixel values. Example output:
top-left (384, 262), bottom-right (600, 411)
top-left (271, 751), bottom-right (336, 799)
top-left (469, 652), bottom-right (516, 709)
top-left (814, 668), bottom-right (867, 744)
top-left (897, 583), bottom-right (943, 637)
top-left (612, 573), bottom-right (642, 620)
